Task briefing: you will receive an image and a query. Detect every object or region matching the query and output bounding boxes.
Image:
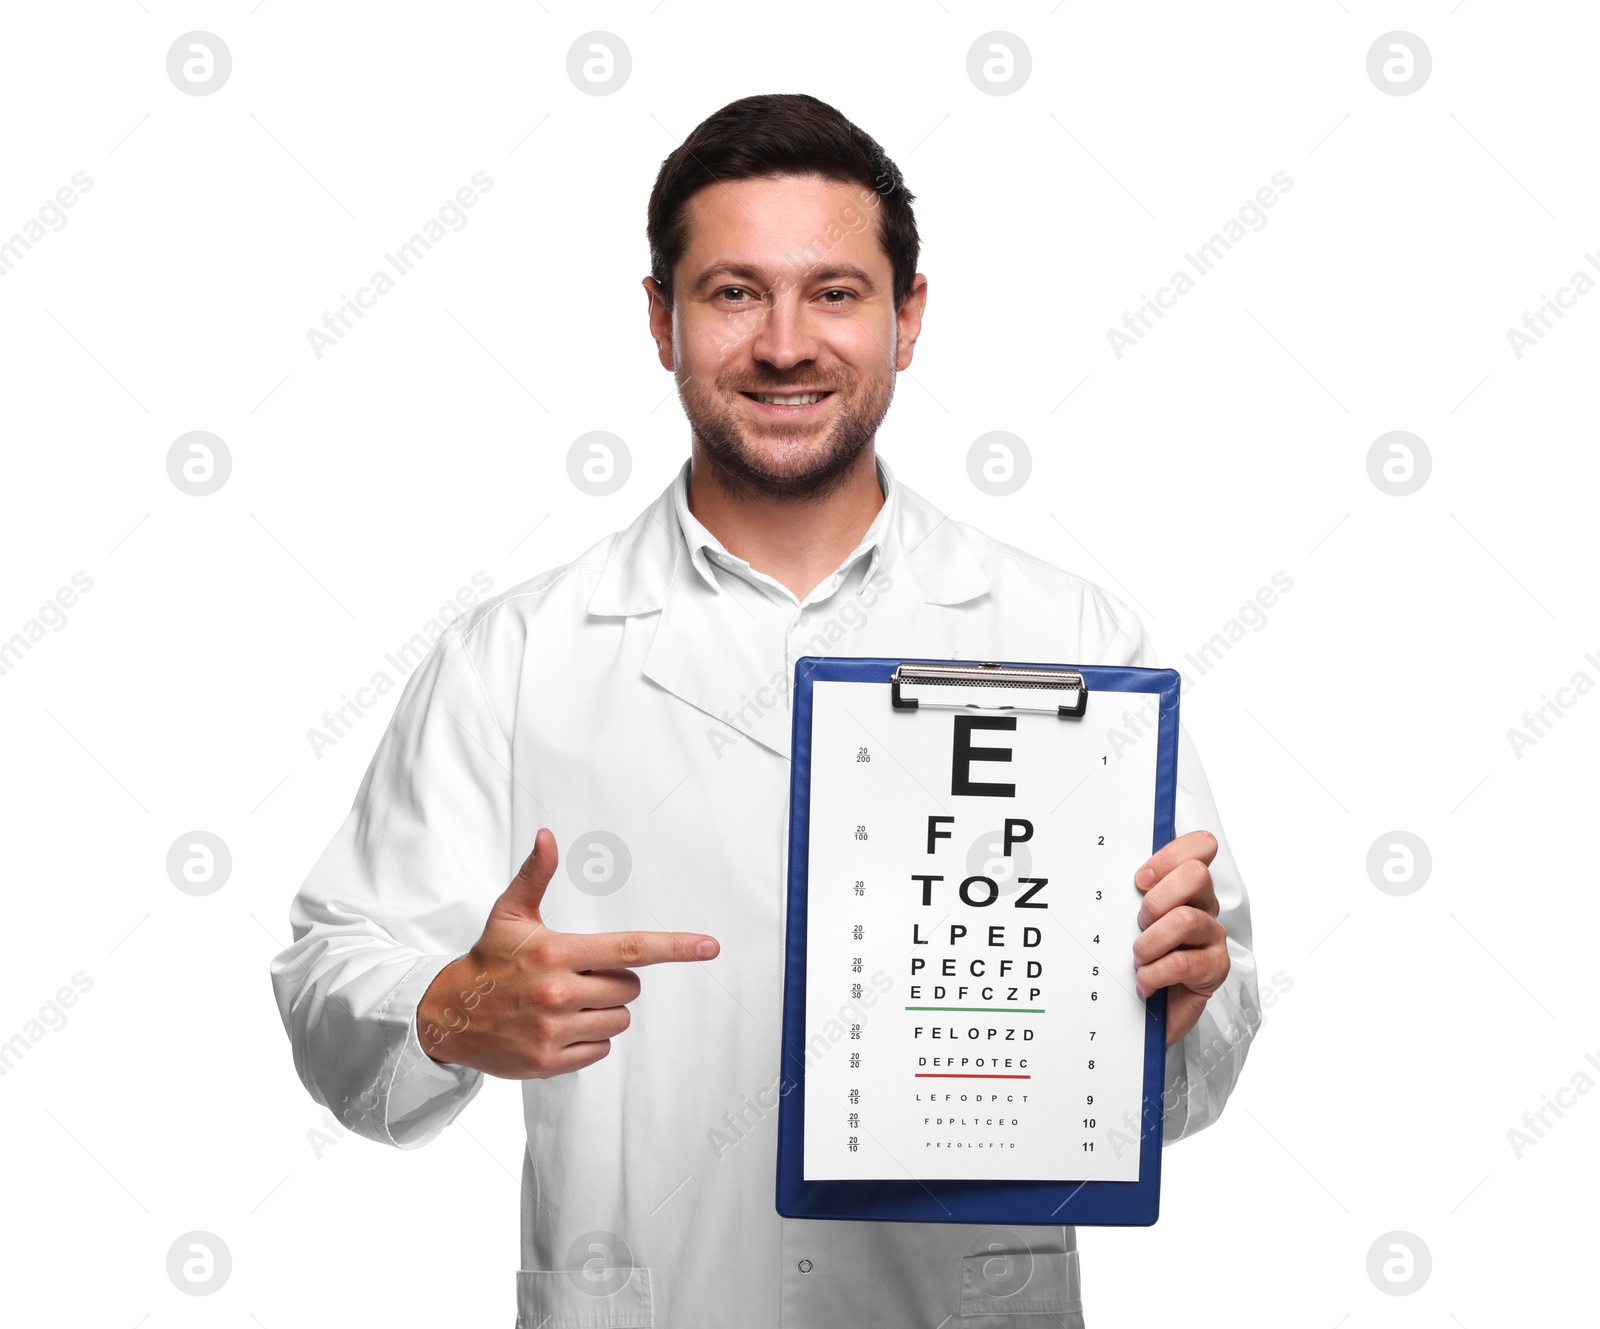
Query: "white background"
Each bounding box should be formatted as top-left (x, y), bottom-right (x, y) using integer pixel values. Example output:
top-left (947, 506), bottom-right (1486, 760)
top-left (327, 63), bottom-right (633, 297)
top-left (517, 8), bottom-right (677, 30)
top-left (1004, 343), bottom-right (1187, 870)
top-left (1, 2), bottom-right (1594, 1324)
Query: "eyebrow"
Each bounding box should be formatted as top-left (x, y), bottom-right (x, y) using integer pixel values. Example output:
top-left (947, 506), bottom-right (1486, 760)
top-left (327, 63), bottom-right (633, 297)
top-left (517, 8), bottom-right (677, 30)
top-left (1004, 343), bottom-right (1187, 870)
top-left (690, 262), bottom-right (879, 296)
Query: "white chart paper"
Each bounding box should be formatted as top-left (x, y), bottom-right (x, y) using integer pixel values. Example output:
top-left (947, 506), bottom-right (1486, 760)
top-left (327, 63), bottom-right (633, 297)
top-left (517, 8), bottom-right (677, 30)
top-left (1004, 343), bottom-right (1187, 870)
top-left (800, 680), bottom-right (1160, 1183)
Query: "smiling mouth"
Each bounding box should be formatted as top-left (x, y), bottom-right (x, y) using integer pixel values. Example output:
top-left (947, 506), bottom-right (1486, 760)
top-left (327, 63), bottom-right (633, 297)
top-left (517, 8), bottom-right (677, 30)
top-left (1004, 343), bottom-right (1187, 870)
top-left (740, 390), bottom-right (835, 407)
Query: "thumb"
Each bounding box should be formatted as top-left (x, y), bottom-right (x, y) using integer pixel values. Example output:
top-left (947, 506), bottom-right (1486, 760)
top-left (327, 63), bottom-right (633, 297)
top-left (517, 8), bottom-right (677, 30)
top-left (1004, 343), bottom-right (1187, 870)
top-left (497, 827), bottom-right (558, 920)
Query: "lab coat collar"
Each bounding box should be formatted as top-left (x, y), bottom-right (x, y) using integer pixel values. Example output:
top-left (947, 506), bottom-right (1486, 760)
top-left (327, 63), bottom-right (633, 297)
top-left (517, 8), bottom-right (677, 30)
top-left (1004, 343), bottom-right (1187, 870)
top-left (585, 451), bottom-right (992, 760)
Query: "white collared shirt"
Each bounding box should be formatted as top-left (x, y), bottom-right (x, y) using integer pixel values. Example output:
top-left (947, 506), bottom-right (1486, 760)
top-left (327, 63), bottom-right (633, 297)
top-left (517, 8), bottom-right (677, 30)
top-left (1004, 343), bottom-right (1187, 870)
top-left (271, 452), bottom-right (1260, 1328)
top-left (675, 452), bottom-right (893, 604)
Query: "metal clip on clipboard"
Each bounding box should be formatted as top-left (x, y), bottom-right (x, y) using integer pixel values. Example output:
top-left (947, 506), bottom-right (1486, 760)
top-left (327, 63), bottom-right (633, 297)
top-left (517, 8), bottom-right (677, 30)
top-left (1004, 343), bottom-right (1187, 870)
top-left (888, 661), bottom-right (1089, 719)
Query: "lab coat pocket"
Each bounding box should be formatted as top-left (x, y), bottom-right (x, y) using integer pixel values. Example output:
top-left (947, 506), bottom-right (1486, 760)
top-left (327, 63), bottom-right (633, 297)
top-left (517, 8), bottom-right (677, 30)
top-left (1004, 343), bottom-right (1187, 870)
top-left (959, 1249), bottom-right (1082, 1324)
top-left (514, 1267), bottom-right (653, 1329)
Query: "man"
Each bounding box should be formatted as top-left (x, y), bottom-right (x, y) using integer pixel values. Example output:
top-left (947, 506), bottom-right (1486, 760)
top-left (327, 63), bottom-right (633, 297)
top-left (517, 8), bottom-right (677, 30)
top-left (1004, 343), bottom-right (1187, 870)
top-left (271, 93), bottom-right (1258, 1328)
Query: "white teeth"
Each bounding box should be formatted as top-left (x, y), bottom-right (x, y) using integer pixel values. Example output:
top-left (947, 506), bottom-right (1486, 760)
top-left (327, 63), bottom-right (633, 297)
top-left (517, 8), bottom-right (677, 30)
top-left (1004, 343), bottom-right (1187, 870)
top-left (753, 392), bottom-right (827, 405)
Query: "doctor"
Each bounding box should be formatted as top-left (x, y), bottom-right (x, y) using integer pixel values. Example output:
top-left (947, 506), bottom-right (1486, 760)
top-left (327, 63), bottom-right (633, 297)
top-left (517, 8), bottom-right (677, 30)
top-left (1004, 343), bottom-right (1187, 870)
top-left (271, 93), bottom-right (1258, 1328)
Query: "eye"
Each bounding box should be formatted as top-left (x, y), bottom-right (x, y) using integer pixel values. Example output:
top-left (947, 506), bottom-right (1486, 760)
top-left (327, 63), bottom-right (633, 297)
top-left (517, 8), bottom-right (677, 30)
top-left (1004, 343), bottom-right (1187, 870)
top-left (821, 289), bottom-right (855, 305)
top-left (716, 286), bottom-right (757, 305)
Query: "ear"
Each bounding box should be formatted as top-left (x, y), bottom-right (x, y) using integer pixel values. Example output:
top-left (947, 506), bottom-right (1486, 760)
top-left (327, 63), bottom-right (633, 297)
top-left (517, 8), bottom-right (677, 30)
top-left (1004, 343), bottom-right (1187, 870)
top-left (643, 276), bottom-right (675, 371)
top-left (894, 273), bottom-right (928, 371)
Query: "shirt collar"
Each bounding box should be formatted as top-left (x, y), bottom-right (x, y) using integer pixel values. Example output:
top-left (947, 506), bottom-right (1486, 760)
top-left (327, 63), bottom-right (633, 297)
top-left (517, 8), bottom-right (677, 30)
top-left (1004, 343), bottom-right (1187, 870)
top-left (671, 452), bottom-right (897, 598)
top-left (584, 450), bottom-right (991, 617)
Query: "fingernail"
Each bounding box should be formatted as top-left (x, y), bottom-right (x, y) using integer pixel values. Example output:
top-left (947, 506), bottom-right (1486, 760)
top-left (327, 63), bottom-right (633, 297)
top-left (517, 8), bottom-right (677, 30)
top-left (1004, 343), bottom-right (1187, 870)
top-left (696, 939), bottom-right (717, 959)
top-left (1135, 868), bottom-right (1155, 888)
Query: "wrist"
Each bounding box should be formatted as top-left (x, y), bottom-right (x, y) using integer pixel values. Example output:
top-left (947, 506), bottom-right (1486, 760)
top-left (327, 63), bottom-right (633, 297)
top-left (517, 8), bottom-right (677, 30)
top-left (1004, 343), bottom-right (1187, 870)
top-left (416, 954), bottom-right (473, 1065)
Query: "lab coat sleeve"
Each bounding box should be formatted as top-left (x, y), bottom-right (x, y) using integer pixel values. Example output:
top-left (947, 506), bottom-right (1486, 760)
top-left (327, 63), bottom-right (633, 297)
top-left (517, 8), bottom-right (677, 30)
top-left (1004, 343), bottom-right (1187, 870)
top-left (1099, 592), bottom-right (1262, 1145)
top-left (269, 618), bottom-right (511, 1148)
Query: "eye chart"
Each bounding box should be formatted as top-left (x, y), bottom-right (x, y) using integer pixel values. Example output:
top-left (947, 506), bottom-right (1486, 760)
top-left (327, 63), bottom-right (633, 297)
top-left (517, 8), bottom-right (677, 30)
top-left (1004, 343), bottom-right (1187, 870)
top-left (780, 661), bottom-right (1177, 1209)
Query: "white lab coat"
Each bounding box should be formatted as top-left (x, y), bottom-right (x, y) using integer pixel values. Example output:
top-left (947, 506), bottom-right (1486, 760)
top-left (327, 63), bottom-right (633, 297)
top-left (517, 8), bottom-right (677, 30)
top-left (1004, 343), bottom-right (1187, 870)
top-left (270, 452), bottom-right (1259, 1328)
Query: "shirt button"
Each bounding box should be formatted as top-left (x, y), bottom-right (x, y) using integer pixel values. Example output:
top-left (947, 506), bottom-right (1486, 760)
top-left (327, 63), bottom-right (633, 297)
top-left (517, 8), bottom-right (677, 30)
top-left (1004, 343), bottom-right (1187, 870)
top-left (798, 1259), bottom-right (813, 1274)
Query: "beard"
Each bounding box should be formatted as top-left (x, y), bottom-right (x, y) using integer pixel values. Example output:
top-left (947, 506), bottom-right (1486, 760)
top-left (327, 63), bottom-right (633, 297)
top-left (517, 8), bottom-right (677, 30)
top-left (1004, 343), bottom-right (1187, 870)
top-left (679, 363), bottom-right (895, 502)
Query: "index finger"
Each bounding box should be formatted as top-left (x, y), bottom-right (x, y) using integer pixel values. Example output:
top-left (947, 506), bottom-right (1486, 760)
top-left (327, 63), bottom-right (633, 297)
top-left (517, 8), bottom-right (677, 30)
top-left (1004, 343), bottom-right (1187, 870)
top-left (1134, 829), bottom-right (1218, 890)
top-left (560, 929), bottom-right (719, 971)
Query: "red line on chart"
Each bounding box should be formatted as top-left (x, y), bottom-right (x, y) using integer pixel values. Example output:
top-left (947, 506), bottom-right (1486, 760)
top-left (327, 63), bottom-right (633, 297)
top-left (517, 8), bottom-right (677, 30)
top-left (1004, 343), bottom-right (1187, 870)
top-left (914, 1073), bottom-right (1032, 1079)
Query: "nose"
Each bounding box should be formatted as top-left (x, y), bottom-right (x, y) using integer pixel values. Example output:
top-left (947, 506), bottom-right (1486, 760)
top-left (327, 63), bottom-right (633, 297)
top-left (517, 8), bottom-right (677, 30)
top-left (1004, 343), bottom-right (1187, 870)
top-left (747, 284), bottom-right (823, 373)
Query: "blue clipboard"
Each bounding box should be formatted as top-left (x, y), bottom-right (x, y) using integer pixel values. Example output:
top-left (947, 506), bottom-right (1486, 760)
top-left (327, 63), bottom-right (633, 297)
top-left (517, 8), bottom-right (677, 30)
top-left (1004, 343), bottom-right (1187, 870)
top-left (776, 656), bottom-right (1181, 1226)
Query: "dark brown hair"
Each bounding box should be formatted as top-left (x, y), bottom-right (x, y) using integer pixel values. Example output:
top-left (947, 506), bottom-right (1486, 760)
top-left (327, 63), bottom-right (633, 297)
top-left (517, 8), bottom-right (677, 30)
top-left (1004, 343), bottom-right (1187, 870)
top-left (646, 93), bottom-right (920, 311)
